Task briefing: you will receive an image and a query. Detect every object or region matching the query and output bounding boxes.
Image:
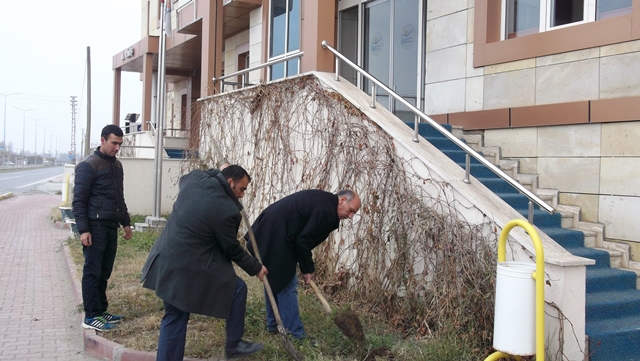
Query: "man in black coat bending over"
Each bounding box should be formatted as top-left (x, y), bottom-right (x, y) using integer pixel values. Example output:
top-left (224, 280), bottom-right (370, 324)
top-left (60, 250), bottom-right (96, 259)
top-left (246, 189), bottom-right (361, 341)
top-left (141, 165), bottom-right (268, 360)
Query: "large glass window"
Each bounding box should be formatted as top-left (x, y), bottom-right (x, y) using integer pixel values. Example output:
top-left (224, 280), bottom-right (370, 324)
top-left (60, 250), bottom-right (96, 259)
top-left (269, 0), bottom-right (300, 80)
top-left (503, 0), bottom-right (632, 39)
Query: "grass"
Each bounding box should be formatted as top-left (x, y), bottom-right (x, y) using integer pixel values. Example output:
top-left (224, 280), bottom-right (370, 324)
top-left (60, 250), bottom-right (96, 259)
top-left (66, 215), bottom-right (482, 361)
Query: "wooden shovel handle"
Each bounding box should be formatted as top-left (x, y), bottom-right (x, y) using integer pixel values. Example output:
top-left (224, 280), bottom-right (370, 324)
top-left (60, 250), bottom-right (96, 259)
top-left (309, 279), bottom-right (332, 315)
top-left (241, 210), bottom-right (286, 328)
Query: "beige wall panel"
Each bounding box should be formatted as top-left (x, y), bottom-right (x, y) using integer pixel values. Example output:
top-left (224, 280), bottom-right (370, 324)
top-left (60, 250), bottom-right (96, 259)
top-left (484, 58), bottom-right (535, 75)
top-left (535, 59), bottom-right (599, 105)
top-left (467, 7), bottom-right (474, 43)
top-left (600, 195), bottom-right (640, 241)
top-left (466, 43), bottom-right (483, 77)
top-left (485, 128), bottom-right (538, 157)
top-left (426, 45), bottom-right (467, 83)
top-left (559, 193), bottom-right (600, 223)
top-left (602, 121), bottom-right (640, 156)
top-left (250, 6), bottom-right (262, 25)
top-left (536, 48), bottom-right (599, 67)
top-left (465, 76), bottom-right (483, 111)
top-left (600, 39), bottom-right (640, 57)
top-left (538, 124), bottom-right (601, 157)
top-left (600, 51), bottom-right (640, 99)
top-left (537, 158), bottom-right (600, 193)
top-left (425, 79), bottom-right (466, 114)
top-left (600, 157), bottom-right (640, 196)
top-left (426, 11), bottom-right (467, 52)
top-left (237, 29), bottom-right (250, 45)
top-left (516, 157), bottom-right (538, 174)
top-left (426, 0), bottom-right (468, 20)
top-left (483, 68), bottom-right (535, 109)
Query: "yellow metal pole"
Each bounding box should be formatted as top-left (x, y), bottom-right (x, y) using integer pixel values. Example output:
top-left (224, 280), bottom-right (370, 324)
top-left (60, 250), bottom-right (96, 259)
top-left (495, 219), bottom-right (545, 361)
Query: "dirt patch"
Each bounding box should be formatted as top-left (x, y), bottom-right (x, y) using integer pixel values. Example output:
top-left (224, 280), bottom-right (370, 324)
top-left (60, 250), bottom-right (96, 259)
top-left (334, 307), bottom-right (364, 341)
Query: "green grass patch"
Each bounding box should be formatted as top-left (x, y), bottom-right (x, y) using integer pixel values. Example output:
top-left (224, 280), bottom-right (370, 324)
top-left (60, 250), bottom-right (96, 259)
top-left (66, 215), bottom-right (485, 360)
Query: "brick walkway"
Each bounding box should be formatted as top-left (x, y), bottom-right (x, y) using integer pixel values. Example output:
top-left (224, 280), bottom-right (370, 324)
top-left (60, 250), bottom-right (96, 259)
top-left (0, 193), bottom-right (99, 361)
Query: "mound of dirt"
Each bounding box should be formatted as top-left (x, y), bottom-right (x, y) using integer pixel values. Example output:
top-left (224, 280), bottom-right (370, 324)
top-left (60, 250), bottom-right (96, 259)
top-left (334, 307), bottom-right (364, 341)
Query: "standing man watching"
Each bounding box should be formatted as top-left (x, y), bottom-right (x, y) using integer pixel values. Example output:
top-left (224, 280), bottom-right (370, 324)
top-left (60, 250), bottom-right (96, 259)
top-left (246, 189), bottom-right (361, 341)
top-left (73, 124), bottom-right (132, 332)
top-left (141, 165), bottom-right (268, 360)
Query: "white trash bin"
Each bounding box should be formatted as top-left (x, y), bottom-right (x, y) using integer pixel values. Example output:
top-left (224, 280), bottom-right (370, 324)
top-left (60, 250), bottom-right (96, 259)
top-left (493, 261), bottom-right (537, 356)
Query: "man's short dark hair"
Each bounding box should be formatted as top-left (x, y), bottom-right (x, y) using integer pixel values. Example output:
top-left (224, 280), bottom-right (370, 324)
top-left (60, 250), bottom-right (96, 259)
top-left (101, 124), bottom-right (124, 139)
top-left (221, 165), bottom-right (251, 183)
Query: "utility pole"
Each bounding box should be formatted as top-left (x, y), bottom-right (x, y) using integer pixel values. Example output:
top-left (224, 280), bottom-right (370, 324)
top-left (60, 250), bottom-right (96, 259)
top-left (70, 96), bottom-right (77, 164)
top-left (85, 46), bottom-right (92, 158)
top-left (1, 92), bottom-right (20, 166)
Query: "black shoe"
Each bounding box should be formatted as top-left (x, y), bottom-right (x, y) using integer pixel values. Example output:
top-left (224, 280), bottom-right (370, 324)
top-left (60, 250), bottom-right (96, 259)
top-left (225, 340), bottom-right (264, 359)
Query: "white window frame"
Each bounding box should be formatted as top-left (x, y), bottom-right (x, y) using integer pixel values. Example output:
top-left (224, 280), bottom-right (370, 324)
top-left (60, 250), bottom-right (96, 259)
top-left (501, 0), bottom-right (599, 40)
top-left (268, 0), bottom-right (301, 79)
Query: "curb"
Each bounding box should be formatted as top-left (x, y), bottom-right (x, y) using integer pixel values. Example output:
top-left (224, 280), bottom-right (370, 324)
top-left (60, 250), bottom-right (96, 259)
top-left (61, 240), bottom-right (162, 361)
top-left (61, 239), bottom-right (207, 361)
top-left (0, 192), bottom-right (13, 201)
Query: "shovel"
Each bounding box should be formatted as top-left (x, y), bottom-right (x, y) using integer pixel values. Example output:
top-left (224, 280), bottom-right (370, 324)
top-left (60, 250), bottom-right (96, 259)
top-left (309, 280), bottom-right (364, 341)
top-left (210, 138), bottom-right (303, 360)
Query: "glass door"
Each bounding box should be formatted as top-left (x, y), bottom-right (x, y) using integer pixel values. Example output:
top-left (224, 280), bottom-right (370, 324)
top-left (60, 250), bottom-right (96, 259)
top-left (362, 0), bottom-right (421, 122)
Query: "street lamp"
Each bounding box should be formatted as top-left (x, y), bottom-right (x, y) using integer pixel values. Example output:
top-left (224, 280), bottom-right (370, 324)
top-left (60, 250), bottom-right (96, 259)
top-left (1, 92), bottom-right (20, 165)
top-left (15, 107), bottom-right (35, 166)
top-left (29, 117), bottom-right (44, 165)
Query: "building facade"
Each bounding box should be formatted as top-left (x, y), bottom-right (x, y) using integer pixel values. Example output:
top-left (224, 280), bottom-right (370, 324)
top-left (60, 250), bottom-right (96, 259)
top-left (112, 0), bottom-right (640, 258)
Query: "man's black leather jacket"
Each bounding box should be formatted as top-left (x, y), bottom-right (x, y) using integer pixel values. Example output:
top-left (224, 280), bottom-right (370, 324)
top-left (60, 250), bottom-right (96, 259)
top-left (72, 147), bottom-right (131, 235)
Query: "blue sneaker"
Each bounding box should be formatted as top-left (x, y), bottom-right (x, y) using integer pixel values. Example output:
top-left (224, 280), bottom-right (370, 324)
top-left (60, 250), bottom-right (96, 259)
top-left (82, 316), bottom-right (116, 331)
top-left (102, 312), bottom-right (124, 323)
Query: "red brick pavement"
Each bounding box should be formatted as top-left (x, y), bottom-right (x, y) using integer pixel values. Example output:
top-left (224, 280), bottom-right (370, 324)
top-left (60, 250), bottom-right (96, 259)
top-left (0, 193), bottom-right (100, 361)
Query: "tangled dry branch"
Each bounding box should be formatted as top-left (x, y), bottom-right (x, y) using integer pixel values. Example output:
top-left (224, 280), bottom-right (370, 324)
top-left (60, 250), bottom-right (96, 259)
top-left (184, 75), bottom-right (498, 349)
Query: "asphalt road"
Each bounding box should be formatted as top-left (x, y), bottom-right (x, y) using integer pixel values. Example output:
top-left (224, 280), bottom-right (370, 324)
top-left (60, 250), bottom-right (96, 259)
top-left (0, 166), bottom-right (66, 195)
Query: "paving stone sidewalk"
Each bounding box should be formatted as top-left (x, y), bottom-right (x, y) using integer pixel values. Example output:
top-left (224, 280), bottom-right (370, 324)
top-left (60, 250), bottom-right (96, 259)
top-left (0, 192), bottom-right (100, 361)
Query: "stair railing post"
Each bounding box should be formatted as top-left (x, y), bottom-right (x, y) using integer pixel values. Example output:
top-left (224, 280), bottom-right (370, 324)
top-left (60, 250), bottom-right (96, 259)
top-left (370, 84), bottom-right (377, 108)
top-left (463, 153), bottom-right (471, 184)
top-left (412, 114), bottom-right (419, 143)
top-left (242, 73), bottom-right (246, 88)
top-left (528, 200), bottom-right (534, 224)
top-left (335, 57), bottom-right (340, 81)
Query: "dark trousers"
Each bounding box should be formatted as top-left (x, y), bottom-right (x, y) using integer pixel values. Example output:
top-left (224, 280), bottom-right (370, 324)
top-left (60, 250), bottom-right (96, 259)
top-left (156, 276), bottom-right (248, 361)
top-left (82, 224), bottom-right (118, 319)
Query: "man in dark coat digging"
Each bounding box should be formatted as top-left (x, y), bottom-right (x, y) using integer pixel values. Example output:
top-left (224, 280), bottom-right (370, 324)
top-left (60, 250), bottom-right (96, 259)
top-left (141, 165), bottom-right (268, 360)
top-left (246, 189), bottom-right (361, 341)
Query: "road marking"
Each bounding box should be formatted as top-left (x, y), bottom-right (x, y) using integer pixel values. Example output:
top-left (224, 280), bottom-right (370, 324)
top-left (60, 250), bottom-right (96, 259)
top-left (0, 176), bottom-right (22, 181)
top-left (17, 174), bottom-right (63, 189)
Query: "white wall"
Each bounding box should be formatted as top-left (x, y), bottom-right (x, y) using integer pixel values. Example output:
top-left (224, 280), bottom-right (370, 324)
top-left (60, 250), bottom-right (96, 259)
top-left (120, 158), bottom-right (183, 215)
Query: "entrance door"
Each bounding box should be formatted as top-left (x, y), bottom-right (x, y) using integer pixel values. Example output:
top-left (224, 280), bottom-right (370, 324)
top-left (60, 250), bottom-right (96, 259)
top-left (339, 0), bottom-right (424, 121)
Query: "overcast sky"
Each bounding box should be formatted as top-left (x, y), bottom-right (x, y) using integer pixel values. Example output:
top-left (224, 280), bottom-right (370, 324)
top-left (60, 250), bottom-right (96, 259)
top-left (0, 0), bottom-right (143, 158)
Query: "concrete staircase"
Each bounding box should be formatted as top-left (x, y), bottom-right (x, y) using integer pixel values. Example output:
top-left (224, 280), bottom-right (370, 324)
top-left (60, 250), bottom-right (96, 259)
top-left (410, 121), bottom-right (640, 361)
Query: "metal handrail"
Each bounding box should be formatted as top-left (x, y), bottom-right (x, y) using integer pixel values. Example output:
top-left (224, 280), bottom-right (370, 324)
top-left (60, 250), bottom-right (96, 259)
top-left (321, 40), bottom-right (554, 219)
top-left (212, 51), bottom-right (304, 93)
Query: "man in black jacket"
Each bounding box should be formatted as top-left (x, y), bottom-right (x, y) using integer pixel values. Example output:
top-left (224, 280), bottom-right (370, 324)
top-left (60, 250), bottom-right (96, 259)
top-left (141, 165), bottom-right (268, 360)
top-left (247, 189), bottom-right (361, 341)
top-left (73, 124), bottom-right (132, 332)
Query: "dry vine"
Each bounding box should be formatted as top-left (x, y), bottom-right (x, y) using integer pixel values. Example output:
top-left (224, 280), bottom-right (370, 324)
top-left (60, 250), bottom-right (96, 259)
top-left (183, 75), bottom-right (498, 351)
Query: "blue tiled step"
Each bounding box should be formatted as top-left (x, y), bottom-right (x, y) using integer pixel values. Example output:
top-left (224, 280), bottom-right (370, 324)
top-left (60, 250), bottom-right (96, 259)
top-left (586, 290), bottom-right (640, 321)
top-left (585, 267), bottom-right (638, 293)
top-left (585, 315), bottom-right (640, 361)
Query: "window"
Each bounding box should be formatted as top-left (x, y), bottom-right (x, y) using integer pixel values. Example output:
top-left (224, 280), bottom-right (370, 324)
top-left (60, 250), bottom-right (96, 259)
top-left (269, 0), bottom-right (300, 80)
top-left (503, 0), bottom-right (632, 39)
